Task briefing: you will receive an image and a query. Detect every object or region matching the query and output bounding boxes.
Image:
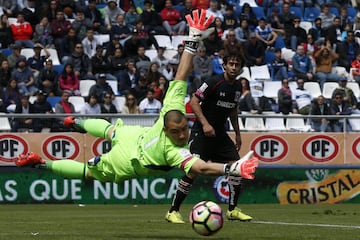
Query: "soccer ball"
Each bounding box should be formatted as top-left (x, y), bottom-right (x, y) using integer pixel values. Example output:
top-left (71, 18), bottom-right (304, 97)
top-left (189, 201), bottom-right (223, 236)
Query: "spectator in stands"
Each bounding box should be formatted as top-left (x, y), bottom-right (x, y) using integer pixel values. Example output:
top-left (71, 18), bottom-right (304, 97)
top-left (0, 0), bottom-right (18, 17)
top-left (204, 31), bottom-right (223, 57)
top-left (180, 0), bottom-right (194, 34)
top-left (267, 7), bottom-right (284, 36)
top-left (151, 74), bottom-right (168, 102)
top-left (32, 90), bottom-right (58, 132)
top-left (81, 28), bottom-right (99, 59)
top-left (110, 47), bottom-right (127, 75)
top-left (121, 92), bottom-right (139, 114)
top-left (81, 94), bottom-right (101, 115)
top-left (0, 59), bottom-right (12, 90)
top-left (69, 43), bottom-right (95, 80)
top-left (319, 4), bottom-right (336, 30)
top-left (104, 0), bottom-right (125, 31)
top-left (51, 10), bottom-right (72, 50)
top-left (278, 78), bottom-right (293, 114)
top-left (84, 0), bottom-right (105, 34)
top-left (141, 0), bottom-right (166, 35)
top-left (351, 52), bottom-right (360, 85)
top-left (292, 44), bottom-right (314, 82)
top-left (123, 29), bottom-right (143, 58)
top-left (339, 6), bottom-right (352, 31)
top-left (223, 29), bottom-right (243, 57)
top-left (238, 77), bottom-right (258, 114)
top-left (3, 78), bottom-right (20, 112)
top-left (192, 0), bottom-right (210, 10)
top-left (161, 0), bottom-right (186, 36)
top-left (309, 18), bottom-right (325, 44)
top-left (59, 27), bottom-right (79, 64)
top-left (172, 44), bottom-right (184, 63)
top-left (72, 10), bottom-right (93, 40)
top-left (336, 30), bottom-right (359, 72)
top-left (125, 4), bottom-right (139, 31)
top-left (100, 92), bottom-right (117, 115)
top-left (239, 3), bottom-right (257, 31)
top-left (38, 59), bottom-right (59, 96)
top-left (55, 90), bottom-right (75, 114)
top-left (330, 91), bottom-right (353, 132)
top-left (326, 16), bottom-right (342, 47)
top-left (10, 12), bottom-right (34, 48)
top-left (244, 32), bottom-right (265, 67)
top-left (314, 45), bottom-right (340, 90)
top-left (235, 18), bottom-right (250, 43)
top-left (12, 56), bottom-right (38, 95)
top-left (303, 34), bottom-right (318, 59)
top-left (285, 16), bottom-right (307, 51)
top-left (211, 50), bottom-right (224, 75)
top-left (212, 17), bottom-right (225, 39)
top-left (27, 43), bottom-right (50, 82)
top-left (0, 14), bottom-right (13, 48)
top-left (46, 0), bottom-right (58, 23)
top-left (255, 18), bottom-right (278, 49)
top-left (271, 48), bottom-right (289, 81)
top-left (133, 19), bottom-right (159, 50)
top-left (279, 3), bottom-right (295, 31)
top-left (110, 14), bottom-right (130, 45)
top-left (33, 17), bottom-right (53, 48)
top-left (193, 46), bottom-right (213, 86)
top-left (7, 44), bottom-right (24, 69)
top-left (332, 78), bottom-right (360, 114)
top-left (11, 94), bottom-right (35, 132)
top-left (88, 73), bottom-right (114, 103)
top-left (223, 4), bottom-right (238, 31)
top-left (91, 45), bottom-right (117, 81)
top-left (152, 47), bottom-right (169, 73)
top-left (118, 58), bottom-right (139, 95)
top-left (310, 95), bottom-right (331, 132)
top-left (162, 58), bottom-right (178, 81)
top-left (132, 76), bottom-right (149, 103)
top-left (145, 62), bottom-right (161, 86)
top-left (292, 78), bottom-right (313, 115)
top-left (21, 0), bottom-right (39, 29)
top-left (139, 88), bottom-right (162, 114)
top-left (134, 45), bottom-right (151, 71)
top-left (206, 0), bottom-right (223, 21)
top-left (58, 63), bottom-right (80, 96)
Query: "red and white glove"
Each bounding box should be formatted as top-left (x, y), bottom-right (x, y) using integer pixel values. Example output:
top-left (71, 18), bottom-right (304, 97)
top-left (229, 150), bottom-right (259, 179)
top-left (184, 9), bottom-right (215, 54)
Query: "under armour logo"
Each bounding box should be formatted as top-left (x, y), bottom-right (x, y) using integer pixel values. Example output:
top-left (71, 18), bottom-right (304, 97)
top-left (220, 92), bottom-right (225, 97)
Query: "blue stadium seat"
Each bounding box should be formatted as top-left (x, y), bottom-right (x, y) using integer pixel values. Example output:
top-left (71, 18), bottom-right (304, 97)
top-left (1, 48), bottom-right (12, 56)
top-left (347, 7), bottom-right (357, 23)
top-left (53, 64), bottom-right (64, 74)
top-left (265, 50), bottom-right (276, 64)
top-left (274, 36), bottom-right (285, 49)
top-left (290, 6), bottom-right (303, 20)
top-left (173, 5), bottom-right (185, 13)
top-left (252, 7), bottom-right (265, 20)
top-left (330, 7), bottom-right (339, 16)
top-left (303, 7), bottom-right (320, 22)
top-left (47, 96), bottom-right (61, 109)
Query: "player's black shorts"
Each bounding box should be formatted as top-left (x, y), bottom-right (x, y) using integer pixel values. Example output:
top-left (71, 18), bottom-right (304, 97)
top-left (189, 130), bottom-right (240, 163)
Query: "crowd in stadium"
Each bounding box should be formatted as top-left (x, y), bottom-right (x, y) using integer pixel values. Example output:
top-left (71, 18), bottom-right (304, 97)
top-left (0, 0), bottom-right (359, 133)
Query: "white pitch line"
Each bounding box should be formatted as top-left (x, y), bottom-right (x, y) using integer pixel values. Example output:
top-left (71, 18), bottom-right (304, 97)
top-left (252, 221), bottom-right (360, 229)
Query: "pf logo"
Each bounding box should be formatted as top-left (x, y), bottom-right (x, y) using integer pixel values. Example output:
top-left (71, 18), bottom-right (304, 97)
top-left (250, 135), bottom-right (288, 162)
top-left (92, 138), bottom-right (112, 156)
top-left (302, 135), bottom-right (339, 162)
top-left (351, 137), bottom-right (360, 159)
top-left (42, 135), bottom-right (80, 160)
top-left (0, 134), bottom-right (29, 162)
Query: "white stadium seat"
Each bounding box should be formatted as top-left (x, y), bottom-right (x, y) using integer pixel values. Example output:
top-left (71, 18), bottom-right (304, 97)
top-left (79, 80), bottom-right (96, 97)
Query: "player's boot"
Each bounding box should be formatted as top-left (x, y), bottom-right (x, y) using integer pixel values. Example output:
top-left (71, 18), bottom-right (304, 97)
top-left (229, 150), bottom-right (258, 179)
top-left (226, 207), bottom-right (253, 221)
top-left (165, 211), bottom-right (185, 224)
top-left (15, 152), bottom-right (45, 167)
top-left (64, 116), bottom-right (86, 133)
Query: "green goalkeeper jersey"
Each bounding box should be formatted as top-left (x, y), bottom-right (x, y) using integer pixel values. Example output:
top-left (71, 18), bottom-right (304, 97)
top-left (96, 80), bottom-right (199, 182)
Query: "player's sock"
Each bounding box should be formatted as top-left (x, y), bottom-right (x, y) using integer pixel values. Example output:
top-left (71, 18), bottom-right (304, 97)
top-left (228, 176), bottom-right (242, 211)
top-left (169, 175), bottom-right (193, 212)
top-left (43, 160), bottom-right (88, 179)
top-left (79, 119), bottom-right (112, 139)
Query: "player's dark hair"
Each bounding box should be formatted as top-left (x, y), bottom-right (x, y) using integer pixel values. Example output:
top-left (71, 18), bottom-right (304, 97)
top-left (223, 53), bottom-right (245, 69)
top-left (164, 110), bottom-right (186, 128)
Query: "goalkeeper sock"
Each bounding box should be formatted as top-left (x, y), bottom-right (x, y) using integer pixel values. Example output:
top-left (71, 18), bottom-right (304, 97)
top-left (77, 119), bottom-right (112, 139)
top-left (170, 175), bottom-right (194, 212)
top-left (228, 176), bottom-right (243, 211)
top-left (43, 160), bottom-right (88, 179)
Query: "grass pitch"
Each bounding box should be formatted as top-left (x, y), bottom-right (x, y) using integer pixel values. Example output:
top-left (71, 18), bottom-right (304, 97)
top-left (0, 204), bottom-right (359, 240)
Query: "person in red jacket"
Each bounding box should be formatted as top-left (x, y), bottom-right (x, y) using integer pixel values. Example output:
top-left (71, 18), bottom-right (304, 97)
top-left (160, 0), bottom-right (186, 36)
top-left (192, 0), bottom-right (210, 10)
top-left (10, 12), bottom-right (34, 48)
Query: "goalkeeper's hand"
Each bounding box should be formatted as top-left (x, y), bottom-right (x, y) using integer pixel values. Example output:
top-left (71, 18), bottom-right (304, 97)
top-left (184, 9), bottom-right (214, 54)
top-left (229, 151), bottom-right (259, 179)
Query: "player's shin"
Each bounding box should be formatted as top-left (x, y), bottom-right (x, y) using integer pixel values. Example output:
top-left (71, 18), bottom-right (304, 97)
top-left (44, 160), bottom-right (88, 179)
top-left (170, 175), bottom-right (194, 212)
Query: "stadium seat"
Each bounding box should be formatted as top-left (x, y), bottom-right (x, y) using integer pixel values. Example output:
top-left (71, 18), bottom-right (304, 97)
top-left (0, 113), bottom-right (11, 131)
top-left (300, 21), bottom-right (313, 33)
top-left (173, 5), bottom-right (185, 13)
top-left (44, 48), bottom-right (61, 65)
top-left (227, 117), bottom-right (245, 131)
top-left (244, 116), bottom-right (265, 131)
top-left (322, 82), bottom-right (338, 99)
top-left (330, 7), bottom-right (339, 16)
top-left (289, 81), bottom-right (297, 92)
top-left (94, 34), bottom-right (110, 47)
top-left (290, 6), bottom-right (303, 19)
top-left (8, 17), bottom-right (17, 25)
top-left (265, 114), bottom-right (286, 131)
top-left (145, 49), bottom-right (157, 61)
top-left (286, 114), bottom-right (312, 132)
top-left (349, 114), bottom-right (360, 131)
top-left (1, 48), bottom-right (12, 56)
top-left (164, 49), bottom-right (177, 59)
top-left (29, 95), bottom-right (37, 104)
top-left (171, 35), bottom-right (186, 49)
top-left (347, 81), bottom-right (360, 99)
top-left (106, 80), bottom-right (119, 96)
top-left (252, 7), bottom-right (265, 20)
top-left (20, 48), bottom-right (34, 59)
top-left (264, 50), bottom-right (276, 64)
top-left (47, 96), bottom-right (61, 109)
top-left (250, 64), bottom-right (271, 81)
top-left (237, 66), bottom-right (251, 81)
top-left (52, 64), bottom-right (64, 74)
top-left (68, 96), bottom-right (85, 113)
top-left (303, 7), bottom-right (320, 22)
top-left (281, 48), bottom-right (295, 62)
top-left (347, 7), bottom-right (357, 23)
top-left (274, 36), bottom-right (286, 49)
top-left (154, 35), bottom-right (173, 49)
top-left (263, 81), bottom-right (282, 100)
top-left (239, 0), bottom-right (258, 7)
top-left (304, 82), bottom-right (322, 98)
top-left (112, 96), bottom-right (126, 112)
top-left (79, 80), bottom-right (96, 97)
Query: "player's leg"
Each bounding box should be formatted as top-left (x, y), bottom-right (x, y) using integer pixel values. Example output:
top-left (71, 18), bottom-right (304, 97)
top-left (64, 117), bottom-right (114, 140)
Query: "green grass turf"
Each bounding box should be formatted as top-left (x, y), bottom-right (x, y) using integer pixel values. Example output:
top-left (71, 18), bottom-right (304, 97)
top-left (0, 204), bottom-right (359, 240)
